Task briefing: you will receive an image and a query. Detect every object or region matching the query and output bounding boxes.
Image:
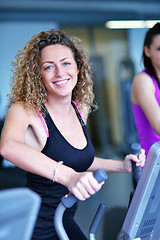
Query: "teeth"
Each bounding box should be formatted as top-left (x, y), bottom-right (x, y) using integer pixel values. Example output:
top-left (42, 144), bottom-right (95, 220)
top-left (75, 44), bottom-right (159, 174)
top-left (55, 80), bottom-right (68, 85)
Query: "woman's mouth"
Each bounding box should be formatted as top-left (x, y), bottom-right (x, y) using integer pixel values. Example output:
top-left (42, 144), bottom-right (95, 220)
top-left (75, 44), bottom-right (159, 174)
top-left (53, 79), bottom-right (69, 86)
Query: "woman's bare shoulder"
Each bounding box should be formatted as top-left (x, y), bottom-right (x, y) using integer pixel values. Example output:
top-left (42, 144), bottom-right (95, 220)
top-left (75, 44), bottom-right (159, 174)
top-left (8, 102), bottom-right (35, 116)
top-left (6, 103), bottom-right (37, 127)
top-left (133, 71), bottom-right (153, 83)
top-left (131, 71), bottom-right (155, 104)
top-left (132, 71), bottom-right (155, 92)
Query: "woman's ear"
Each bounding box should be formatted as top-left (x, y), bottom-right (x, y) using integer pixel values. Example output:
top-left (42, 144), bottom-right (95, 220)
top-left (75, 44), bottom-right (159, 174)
top-left (144, 46), bottom-right (151, 58)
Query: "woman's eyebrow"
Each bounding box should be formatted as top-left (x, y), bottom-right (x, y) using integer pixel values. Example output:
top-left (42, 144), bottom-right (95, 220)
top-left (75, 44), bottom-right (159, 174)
top-left (40, 61), bottom-right (54, 68)
top-left (60, 57), bottom-right (72, 61)
top-left (40, 57), bottom-right (72, 67)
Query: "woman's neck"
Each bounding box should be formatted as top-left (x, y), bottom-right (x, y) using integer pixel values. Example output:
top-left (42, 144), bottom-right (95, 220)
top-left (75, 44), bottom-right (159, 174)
top-left (45, 96), bottom-right (73, 118)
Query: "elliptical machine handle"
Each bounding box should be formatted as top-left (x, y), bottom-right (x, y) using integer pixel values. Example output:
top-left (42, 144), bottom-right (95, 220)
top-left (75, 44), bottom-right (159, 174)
top-left (131, 143), bottom-right (142, 184)
top-left (54, 169), bottom-right (108, 240)
top-left (62, 169), bottom-right (108, 208)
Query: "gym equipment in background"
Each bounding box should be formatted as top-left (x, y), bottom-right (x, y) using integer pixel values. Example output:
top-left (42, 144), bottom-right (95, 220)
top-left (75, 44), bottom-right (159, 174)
top-left (0, 187), bottom-right (41, 240)
top-left (119, 141), bottom-right (160, 240)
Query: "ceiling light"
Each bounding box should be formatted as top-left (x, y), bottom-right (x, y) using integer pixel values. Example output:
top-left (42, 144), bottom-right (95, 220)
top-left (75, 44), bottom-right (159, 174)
top-left (105, 20), bottom-right (160, 29)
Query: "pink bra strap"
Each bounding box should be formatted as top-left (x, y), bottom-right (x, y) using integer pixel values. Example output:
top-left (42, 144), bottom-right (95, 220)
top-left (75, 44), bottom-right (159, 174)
top-left (73, 100), bottom-right (83, 120)
top-left (36, 108), bottom-right (49, 138)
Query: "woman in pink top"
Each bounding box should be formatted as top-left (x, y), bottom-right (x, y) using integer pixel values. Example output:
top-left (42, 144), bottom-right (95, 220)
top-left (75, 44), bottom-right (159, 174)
top-left (131, 22), bottom-right (160, 156)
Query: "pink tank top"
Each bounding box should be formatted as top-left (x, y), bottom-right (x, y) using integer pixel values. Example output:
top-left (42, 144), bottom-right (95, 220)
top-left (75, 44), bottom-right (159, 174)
top-left (132, 70), bottom-right (160, 156)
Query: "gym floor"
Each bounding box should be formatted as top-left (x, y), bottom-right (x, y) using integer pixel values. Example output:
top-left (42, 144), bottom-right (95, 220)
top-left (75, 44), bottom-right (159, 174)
top-left (0, 159), bottom-right (134, 240)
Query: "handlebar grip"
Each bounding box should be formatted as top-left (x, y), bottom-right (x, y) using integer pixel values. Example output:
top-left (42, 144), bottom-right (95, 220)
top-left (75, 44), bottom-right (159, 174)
top-left (131, 143), bottom-right (142, 183)
top-left (61, 169), bottom-right (108, 208)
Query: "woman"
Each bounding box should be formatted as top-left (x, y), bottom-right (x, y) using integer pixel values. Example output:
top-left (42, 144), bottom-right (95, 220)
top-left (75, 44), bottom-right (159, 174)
top-left (131, 22), bottom-right (160, 157)
top-left (0, 29), bottom-right (145, 240)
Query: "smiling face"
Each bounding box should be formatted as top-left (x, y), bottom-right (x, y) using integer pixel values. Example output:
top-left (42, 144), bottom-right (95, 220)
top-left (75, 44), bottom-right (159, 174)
top-left (40, 44), bottom-right (79, 100)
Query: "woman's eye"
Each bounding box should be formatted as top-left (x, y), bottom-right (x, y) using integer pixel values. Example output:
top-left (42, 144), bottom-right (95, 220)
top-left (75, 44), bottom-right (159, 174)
top-left (63, 62), bottom-right (71, 66)
top-left (45, 65), bottom-right (53, 70)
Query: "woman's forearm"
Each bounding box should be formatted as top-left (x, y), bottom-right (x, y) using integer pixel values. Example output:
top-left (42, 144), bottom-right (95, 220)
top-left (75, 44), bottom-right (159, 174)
top-left (88, 157), bottom-right (126, 173)
top-left (0, 139), bottom-right (74, 183)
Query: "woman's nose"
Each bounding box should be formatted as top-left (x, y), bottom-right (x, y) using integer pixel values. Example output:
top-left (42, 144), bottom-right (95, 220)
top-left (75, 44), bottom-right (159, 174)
top-left (54, 65), bottom-right (63, 77)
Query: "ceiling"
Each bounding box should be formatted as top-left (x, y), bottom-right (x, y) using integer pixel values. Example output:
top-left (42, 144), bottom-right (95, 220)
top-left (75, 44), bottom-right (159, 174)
top-left (1, 0), bottom-right (160, 27)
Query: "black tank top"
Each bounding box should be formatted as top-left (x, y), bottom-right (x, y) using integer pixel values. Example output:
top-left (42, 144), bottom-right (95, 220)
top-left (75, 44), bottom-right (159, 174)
top-left (26, 102), bottom-right (95, 239)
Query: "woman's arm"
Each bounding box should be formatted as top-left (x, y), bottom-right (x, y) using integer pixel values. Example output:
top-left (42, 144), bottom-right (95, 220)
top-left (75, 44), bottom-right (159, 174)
top-left (131, 72), bottom-right (160, 135)
top-left (0, 103), bottom-right (66, 180)
top-left (88, 149), bottom-right (145, 173)
top-left (0, 103), bottom-right (101, 201)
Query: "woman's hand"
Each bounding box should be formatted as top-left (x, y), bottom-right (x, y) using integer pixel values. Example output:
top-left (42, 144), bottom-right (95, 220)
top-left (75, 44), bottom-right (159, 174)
top-left (66, 171), bottom-right (103, 201)
top-left (123, 148), bottom-right (146, 173)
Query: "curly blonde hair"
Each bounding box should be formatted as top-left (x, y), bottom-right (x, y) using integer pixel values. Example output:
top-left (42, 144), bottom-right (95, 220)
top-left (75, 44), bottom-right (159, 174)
top-left (8, 29), bottom-right (96, 116)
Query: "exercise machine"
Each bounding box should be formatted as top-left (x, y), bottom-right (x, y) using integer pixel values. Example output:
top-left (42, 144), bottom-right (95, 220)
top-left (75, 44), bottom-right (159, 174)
top-left (54, 169), bottom-right (108, 240)
top-left (55, 142), bottom-right (160, 240)
top-left (0, 187), bottom-right (41, 240)
top-left (119, 141), bottom-right (160, 240)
